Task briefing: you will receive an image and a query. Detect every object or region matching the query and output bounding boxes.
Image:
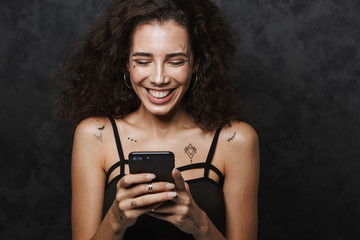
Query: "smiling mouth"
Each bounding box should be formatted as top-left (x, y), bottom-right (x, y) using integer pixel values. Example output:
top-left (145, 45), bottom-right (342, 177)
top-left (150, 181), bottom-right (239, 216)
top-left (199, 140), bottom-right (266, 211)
top-left (147, 89), bottom-right (174, 99)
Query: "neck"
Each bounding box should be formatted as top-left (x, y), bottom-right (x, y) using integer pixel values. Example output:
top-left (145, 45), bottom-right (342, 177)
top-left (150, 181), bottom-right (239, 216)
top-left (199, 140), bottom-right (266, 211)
top-left (129, 104), bottom-right (195, 137)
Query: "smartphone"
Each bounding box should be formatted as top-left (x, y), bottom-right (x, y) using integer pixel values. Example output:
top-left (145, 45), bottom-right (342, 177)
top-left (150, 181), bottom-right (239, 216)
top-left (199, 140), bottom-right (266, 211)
top-left (128, 151), bottom-right (175, 183)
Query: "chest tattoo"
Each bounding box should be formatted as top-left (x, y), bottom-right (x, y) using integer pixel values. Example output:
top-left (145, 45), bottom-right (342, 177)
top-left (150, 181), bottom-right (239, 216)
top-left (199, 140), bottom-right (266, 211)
top-left (184, 143), bottom-right (197, 164)
top-left (127, 137), bottom-right (138, 142)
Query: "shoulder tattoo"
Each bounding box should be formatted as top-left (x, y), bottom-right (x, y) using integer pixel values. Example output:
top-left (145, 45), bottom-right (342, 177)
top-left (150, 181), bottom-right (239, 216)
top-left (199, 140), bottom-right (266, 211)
top-left (93, 125), bottom-right (105, 142)
top-left (227, 131), bottom-right (236, 142)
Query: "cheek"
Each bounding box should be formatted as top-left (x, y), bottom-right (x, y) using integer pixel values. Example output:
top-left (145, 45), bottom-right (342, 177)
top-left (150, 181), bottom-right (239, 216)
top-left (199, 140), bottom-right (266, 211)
top-left (171, 67), bottom-right (192, 82)
top-left (130, 68), bottom-right (148, 82)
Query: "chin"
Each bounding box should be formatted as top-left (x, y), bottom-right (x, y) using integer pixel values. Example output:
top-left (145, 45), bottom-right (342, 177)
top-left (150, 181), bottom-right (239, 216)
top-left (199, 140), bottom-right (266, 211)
top-left (147, 107), bottom-right (173, 116)
top-left (142, 102), bottom-right (180, 117)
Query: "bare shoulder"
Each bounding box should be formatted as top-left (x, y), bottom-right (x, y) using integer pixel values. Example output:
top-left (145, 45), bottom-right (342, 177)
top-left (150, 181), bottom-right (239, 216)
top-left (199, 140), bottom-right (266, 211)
top-left (220, 121), bottom-right (259, 149)
top-left (74, 117), bottom-right (113, 144)
top-left (73, 117), bottom-right (115, 165)
top-left (219, 121), bottom-right (259, 171)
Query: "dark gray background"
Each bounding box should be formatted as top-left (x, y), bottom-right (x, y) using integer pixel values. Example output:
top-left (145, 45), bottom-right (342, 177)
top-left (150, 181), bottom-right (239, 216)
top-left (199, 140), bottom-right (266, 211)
top-left (1, 0), bottom-right (359, 239)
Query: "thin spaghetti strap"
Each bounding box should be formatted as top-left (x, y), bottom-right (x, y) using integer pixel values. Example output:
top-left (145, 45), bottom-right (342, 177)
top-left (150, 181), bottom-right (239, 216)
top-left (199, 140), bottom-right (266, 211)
top-left (109, 116), bottom-right (125, 176)
top-left (204, 127), bottom-right (222, 178)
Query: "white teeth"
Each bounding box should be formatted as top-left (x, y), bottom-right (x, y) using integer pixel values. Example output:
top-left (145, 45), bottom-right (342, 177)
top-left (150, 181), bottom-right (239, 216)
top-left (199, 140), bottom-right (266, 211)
top-left (148, 89), bottom-right (171, 98)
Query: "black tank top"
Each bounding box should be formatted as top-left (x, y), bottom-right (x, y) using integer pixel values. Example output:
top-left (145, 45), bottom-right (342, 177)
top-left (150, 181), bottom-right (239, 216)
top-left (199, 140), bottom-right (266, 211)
top-left (102, 117), bottom-right (226, 239)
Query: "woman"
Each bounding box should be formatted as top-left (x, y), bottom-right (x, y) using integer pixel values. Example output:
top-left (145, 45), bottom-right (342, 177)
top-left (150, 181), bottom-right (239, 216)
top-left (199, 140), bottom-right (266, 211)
top-left (59, 0), bottom-right (259, 239)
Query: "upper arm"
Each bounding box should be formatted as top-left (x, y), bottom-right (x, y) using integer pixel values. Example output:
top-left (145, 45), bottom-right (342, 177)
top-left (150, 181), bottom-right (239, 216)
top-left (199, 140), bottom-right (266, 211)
top-left (222, 122), bottom-right (260, 240)
top-left (71, 118), bottom-right (108, 239)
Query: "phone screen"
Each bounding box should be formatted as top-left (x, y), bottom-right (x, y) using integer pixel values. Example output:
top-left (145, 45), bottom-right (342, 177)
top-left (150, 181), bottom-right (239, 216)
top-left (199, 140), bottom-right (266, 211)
top-left (129, 151), bottom-right (175, 183)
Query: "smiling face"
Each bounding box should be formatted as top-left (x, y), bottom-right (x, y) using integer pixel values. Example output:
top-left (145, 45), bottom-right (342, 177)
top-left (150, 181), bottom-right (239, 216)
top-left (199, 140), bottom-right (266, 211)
top-left (128, 20), bottom-right (195, 116)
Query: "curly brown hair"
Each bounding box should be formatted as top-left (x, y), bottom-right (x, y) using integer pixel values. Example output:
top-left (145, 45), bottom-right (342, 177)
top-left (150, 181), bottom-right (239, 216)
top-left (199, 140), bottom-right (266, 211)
top-left (58, 0), bottom-right (246, 131)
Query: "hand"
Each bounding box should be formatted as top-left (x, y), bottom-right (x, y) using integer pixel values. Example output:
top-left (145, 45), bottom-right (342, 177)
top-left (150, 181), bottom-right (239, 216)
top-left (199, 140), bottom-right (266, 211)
top-left (147, 169), bottom-right (208, 236)
top-left (110, 173), bottom-right (177, 230)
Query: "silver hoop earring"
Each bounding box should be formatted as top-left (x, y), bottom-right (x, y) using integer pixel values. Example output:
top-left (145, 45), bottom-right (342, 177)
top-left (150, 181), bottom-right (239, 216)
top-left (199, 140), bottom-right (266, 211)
top-left (191, 75), bottom-right (198, 91)
top-left (124, 74), bottom-right (132, 89)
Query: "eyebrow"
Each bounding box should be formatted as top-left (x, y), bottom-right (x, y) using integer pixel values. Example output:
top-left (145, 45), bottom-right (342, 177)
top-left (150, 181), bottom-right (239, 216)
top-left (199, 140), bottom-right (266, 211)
top-left (167, 53), bottom-right (188, 58)
top-left (132, 52), bottom-right (152, 57)
top-left (132, 52), bottom-right (189, 58)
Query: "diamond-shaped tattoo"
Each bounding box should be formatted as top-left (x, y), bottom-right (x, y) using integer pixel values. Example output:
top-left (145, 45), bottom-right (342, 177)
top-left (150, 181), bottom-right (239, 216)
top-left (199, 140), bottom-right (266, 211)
top-left (184, 143), bottom-right (197, 164)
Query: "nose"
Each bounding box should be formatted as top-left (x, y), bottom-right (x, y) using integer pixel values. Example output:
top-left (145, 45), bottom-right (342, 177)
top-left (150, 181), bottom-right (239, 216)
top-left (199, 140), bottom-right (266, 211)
top-left (150, 63), bottom-right (170, 86)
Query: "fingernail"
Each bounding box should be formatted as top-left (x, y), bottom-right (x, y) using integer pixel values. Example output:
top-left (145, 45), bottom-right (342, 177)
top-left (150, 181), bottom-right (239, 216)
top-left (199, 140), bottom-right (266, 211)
top-left (166, 183), bottom-right (175, 190)
top-left (146, 174), bottom-right (156, 180)
top-left (168, 192), bottom-right (177, 198)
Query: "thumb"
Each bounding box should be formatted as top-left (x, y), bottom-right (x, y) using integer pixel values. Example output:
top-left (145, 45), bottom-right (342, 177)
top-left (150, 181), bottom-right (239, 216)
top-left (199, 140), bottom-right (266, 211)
top-left (172, 168), bottom-right (186, 191)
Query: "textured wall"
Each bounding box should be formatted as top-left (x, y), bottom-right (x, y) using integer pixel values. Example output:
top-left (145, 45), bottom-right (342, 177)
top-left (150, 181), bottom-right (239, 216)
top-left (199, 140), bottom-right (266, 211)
top-left (0, 0), bottom-right (359, 239)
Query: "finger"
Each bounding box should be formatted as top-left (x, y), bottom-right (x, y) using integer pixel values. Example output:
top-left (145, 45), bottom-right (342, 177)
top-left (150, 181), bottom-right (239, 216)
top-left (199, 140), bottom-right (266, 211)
top-left (121, 202), bottom-right (165, 220)
top-left (146, 211), bottom-right (173, 222)
top-left (118, 173), bottom-right (156, 188)
top-left (150, 201), bottom-right (179, 214)
top-left (134, 202), bottom-right (166, 218)
top-left (121, 181), bottom-right (175, 199)
top-left (172, 168), bottom-right (186, 191)
top-left (146, 202), bottom-right (166, 213)
top-left (120, 191), bottom-right (177, 211)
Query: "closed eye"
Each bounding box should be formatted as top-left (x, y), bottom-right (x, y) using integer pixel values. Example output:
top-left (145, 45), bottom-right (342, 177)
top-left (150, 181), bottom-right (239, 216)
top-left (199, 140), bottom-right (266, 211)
top-left (168, 60), bottom-right (186, 66)
top-left (134, 60), bottom-right (151, 66)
